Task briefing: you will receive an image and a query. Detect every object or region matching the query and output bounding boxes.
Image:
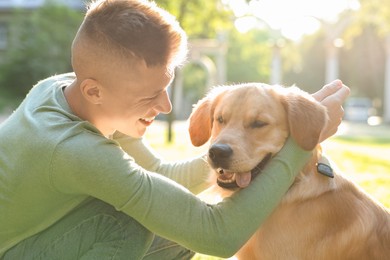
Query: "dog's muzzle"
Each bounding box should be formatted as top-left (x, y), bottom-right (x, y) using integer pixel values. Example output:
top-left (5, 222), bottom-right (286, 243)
top-left (216, 153), bottom-right (273, 189)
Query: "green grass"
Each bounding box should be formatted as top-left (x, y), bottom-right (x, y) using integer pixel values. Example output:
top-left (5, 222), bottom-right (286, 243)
top-left (145, 121), bottom-right (390, 260)
top-left (322, 136), bottom-right (390, 208)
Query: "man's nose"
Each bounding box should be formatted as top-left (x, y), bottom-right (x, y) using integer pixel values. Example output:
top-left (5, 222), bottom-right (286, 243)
top-left (154, 90), bottom-right (172, 114)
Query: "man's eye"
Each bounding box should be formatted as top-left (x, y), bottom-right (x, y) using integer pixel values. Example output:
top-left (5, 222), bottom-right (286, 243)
top-left (143, 95), bottom-right (158, 101)
top-left (251, 120), bottom-right (268, 128)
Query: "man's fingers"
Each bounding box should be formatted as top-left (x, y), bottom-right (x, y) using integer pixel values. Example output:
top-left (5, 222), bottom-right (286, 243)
top-left (321, 84), bottom-right (351, 106)
top-left (335, 84), bottom-right (351, 103)
top-left (315, 80), bottom-right (351, 142)
top-left (312, 80), bottom-right (343, 102)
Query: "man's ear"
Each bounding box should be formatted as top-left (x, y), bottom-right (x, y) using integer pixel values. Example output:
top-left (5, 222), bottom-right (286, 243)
top-left (80, 78), bottom-right (103, 105)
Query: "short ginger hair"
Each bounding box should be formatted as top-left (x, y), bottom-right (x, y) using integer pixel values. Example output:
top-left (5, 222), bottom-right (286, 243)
top-left (76, 0), bottom-right (187, 69)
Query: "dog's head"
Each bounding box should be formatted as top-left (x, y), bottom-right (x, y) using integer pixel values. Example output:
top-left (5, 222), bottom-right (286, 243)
top-left (188, 83), bottom-right (328, 189)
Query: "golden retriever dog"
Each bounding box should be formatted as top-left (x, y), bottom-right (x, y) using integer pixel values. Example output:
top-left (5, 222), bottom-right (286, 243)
top-left (188, 83), bottom-right (390, 260)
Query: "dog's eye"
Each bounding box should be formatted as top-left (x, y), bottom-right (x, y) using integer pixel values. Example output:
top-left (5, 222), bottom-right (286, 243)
top-left (217, 116), bottom-right (224, 124)
top-left (251, 120), bottom-right (268, 128)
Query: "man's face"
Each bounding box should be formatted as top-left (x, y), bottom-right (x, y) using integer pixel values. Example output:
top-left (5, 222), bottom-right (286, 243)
top-left (98, 62), bottom-right (174, 138)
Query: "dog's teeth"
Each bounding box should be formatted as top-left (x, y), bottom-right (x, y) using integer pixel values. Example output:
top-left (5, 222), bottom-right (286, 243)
top-left (217, 171), bottom-right (236, 185)
top-left (217, 178), bottom-right (234, 183)
top-left (140, 117), bottom-right (155, 122)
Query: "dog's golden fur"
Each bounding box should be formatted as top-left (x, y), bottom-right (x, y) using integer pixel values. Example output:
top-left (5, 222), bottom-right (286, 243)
top-left (189, 83), bottom-right (390, 260)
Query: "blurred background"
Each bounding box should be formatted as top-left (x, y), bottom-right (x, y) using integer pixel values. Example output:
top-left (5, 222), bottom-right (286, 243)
top-left (0, 0), bottom-right (390, 124)
top-left (0, 1), bottom-right (388, 258)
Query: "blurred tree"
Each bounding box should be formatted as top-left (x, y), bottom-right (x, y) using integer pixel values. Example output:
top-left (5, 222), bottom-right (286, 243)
top-left (181, 63), bottom-right (208, 115)
top-left (156, 0), bottom-right (274, 86)
top-left (280, 29), bottom-right (327, 93)
top-left (341, 0), bottom-right (390, 116)
top-left (284, 2), bottom-right (388, 99)
top-left (0, 2), bottom-right (83, 98)
top-left (226, 29), bottom-right (272, 84)
top-left (345, 0), bottom-right (390, 38)
top-left (156, 0), bottom-right (232, 38)
top-left (340, 26), bottom-right (385, 99)
top-left (155, 0), bottom-right (234, 141)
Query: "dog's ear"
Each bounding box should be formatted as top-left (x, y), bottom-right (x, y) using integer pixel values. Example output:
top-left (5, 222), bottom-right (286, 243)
top-left (281, 87), bottom-right (328, 151)
top-left (188, 96), bottom-right (213, 146)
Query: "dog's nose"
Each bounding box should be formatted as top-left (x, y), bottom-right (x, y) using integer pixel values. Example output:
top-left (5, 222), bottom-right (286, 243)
top-left (209, 143), bottom-right (233, 168)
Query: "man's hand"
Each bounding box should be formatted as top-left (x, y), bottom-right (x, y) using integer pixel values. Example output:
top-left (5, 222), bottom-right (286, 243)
top-left (312, 80), bottom-right (350, 142)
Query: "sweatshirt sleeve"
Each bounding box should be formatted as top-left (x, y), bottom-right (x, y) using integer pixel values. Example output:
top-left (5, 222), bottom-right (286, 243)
top-left (51, 134), bottom-right (310, 258)
top-left (112, 131), bottom-right (211, 194)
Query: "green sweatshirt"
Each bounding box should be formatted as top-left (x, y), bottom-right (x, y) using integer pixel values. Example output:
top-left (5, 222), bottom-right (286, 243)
top-left (0, 73), bottom-right (310, 258)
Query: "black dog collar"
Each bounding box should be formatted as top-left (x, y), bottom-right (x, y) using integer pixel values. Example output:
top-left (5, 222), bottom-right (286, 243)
top-left (317, 163), bottom-right (334, 178)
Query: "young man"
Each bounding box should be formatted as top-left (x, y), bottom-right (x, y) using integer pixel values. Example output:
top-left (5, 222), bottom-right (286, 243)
top-left (0, 0), bottom-right (350, 259)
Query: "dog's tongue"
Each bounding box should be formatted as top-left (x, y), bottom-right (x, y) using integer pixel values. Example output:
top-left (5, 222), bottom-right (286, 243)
top-left (235, 171), bottom-right (252, 188)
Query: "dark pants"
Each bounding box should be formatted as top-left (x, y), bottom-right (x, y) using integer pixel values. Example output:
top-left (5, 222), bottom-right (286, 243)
top-left (3, 199), bottom-right (194, 260)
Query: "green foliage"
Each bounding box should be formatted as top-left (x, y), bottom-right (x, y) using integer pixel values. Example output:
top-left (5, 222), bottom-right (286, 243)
top-left (226, 29), bottom-right (272, 84)
top-left (340, 0), bottom-right (389, 102)
top-left (340, 26), bottom-right (385, 99)
top-left (182, 63), bottom-right (208, 106)
top-left (0, 2), bottom-right (83, 98)
top-left (283, 31), bottom-right (326, 93)
top-left (1, 0), bottom-right (388, 114)
top-left (349, 0), bottom-right (390, 37)
top-left (156, 0), bottom-right (233, 38)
